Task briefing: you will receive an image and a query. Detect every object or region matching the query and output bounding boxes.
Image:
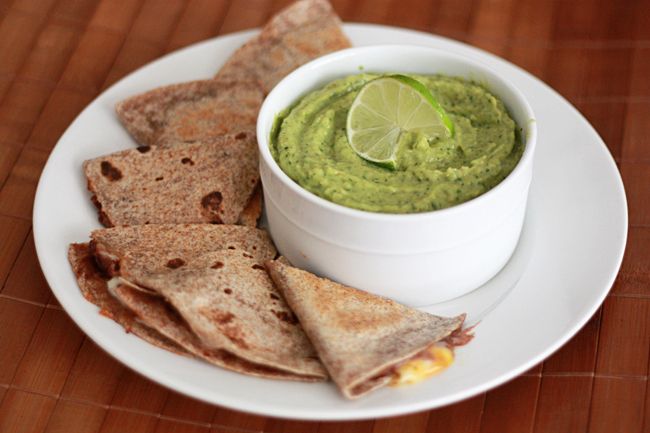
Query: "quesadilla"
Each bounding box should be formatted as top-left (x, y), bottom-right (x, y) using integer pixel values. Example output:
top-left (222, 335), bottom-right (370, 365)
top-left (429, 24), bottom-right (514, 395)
top-left (113, 249), bottom-right (327, 380)
top-left (70, 224), bottom-right (276, 315)
top-left (89, 224), bottom-right (277, 277)
top-left (69, 224), bottom-right (327, 380)
top-left (83, 133), bottom-right (259, 227)
top-left (111, 282), bottom-right (322, 380)
top-left (215, 0), bottom-right (351, 94)
top-left (68, 243), bottom-right (189, 356)
top-left (266, 260), bottom-right (472, 398)
top-left (115, 79), bottom-right (262, 147)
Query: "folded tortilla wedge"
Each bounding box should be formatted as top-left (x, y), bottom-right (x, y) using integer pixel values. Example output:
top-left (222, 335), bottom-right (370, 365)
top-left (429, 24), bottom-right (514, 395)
top-left (68, 225), bottom-right (327, 380)
top-left (114, 250), bottom-right (327, 381)
top-left (69, 224), bottom-right (275, 331)
top-left (89, 224), bottom-right (277, 277)
top-left (83, 133), bottom-right (259, 227)
top-left (215, 0), bottom-right (351, 93)
top-left (110, 279), bottom-right (322, 380)
top-left (68, 243), bottom-right (189, 356)
top-left (115, 79), bottom-right (262, 147)
top-left (266, 260), bottom-right (470, 398)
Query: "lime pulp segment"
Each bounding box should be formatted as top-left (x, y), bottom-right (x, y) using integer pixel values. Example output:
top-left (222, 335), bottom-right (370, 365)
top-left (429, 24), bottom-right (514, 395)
top-left (346, 75), bottom-right (454, 168)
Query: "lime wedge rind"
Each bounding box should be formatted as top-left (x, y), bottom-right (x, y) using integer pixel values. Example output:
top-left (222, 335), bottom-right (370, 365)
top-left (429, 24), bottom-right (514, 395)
top-left (389, 74), bottom-right (455, 136)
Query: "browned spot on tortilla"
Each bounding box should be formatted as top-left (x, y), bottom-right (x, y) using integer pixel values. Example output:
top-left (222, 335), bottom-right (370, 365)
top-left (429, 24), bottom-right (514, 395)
top-left (181, 157), bottom-right (194, 165)
top-left (222, 327), bottom-right (248, 349)
top-left (201, 191), bottom-right (223, 209)
top-left (155, 176), bottom-right (163, 181)
top-left (252, 264), bottom-right (265, 271)
top-left (227, 246), bottom-right (235, 250)
top-left (166, 258), bottom-right (185, 269)
top-left (215, 312), bottom-right (234, 324)
top-left (227, 334), bottom-right (248, 349)
top-left (269, 293), bottom-right (280, 300)
top-left (211, 261), bottom-right (224, 269)
top-left (271, 309), bottom-right (298, 325)
top-left (136, 145), bottom-right (151, 153)
top-left (242, 252), bottom-right (253, 259)
top-left (201, 191), bottom-right (223, 223)
top-left (224, 288), bottom-right (232, 294)
top-left (235, 132), bottom-right (247, 139)
top-left (100, 161), bottom-right (122, 181)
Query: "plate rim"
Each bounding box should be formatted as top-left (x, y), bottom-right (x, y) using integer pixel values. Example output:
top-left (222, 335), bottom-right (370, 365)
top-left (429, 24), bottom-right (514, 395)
top-left (32, 23), bottom-right (628, 421)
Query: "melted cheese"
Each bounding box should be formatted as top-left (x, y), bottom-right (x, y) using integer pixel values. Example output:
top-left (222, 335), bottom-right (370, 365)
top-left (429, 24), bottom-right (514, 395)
top-left (390, 346), bottom-right (454, 386)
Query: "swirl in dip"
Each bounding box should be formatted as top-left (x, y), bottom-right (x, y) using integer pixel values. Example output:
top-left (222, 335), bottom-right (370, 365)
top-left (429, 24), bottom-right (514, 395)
top-left (271, 74), bottom-right (524, 213)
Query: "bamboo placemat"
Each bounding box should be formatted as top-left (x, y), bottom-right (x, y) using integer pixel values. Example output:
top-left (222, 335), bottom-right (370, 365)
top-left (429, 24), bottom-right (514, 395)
top-left (0, 0), bottom-right (647, 432)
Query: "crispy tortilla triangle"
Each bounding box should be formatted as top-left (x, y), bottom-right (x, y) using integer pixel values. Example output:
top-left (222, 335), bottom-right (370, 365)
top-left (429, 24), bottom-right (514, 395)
top-left (216, 0), bottom-right (351, 93)
top-left (118, 250), bottom-right (327, 380)
top-left (111, 280), bottom-right (322, 381)
top-left (266, 260), bottom-right (465, 398)
top-left (83, 133), bottom-right (259, 227)
top-left (68, 243), bottom-right (189, 355)
top-left (115, 79), bottom-right (262, 146)
top-left (90, 224), bottom-right (277, 278)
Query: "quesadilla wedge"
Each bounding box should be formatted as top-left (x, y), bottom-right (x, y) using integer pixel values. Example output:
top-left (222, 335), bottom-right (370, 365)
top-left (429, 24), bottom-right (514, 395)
top-left (89, 224), bottom-right (277, 277)
top-left (115, 79), bottom-right (262, 146)
top-left (115, 249), bottom-right (327, 381)
top-left (215, 0), bottom-right (351, 94)
top-left (68, 226), bottom-right (327, 380)
top-left (266, 260), bottom-right (472, 399)
top-left (68, 243), bottom-right (189, 356)
top-left (83, 133), bottom-right (259, 227)
top-left (70, 242), bottom-right (323, 380)
top-left (110, 279), bottom-right (323, 381)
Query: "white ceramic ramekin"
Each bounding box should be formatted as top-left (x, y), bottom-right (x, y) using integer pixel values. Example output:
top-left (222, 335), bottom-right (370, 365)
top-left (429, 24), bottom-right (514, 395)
top-left (257, 45), bottom-right (536, 306)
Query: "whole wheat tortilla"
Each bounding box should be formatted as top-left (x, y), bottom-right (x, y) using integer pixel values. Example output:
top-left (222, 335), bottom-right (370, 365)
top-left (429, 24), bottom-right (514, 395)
top-left (266, 260), bottom-right (465, 399)
top-left (118, 249), bottom-right (328, 380)
top-left (90, 224), bottom-right (277, 277)
top-left (111, 282), bottom-right (322, 381)
top-left (69, 243), bottom-right (321, 380)
top-left (115, 79), bottom-right (262, 146)
top-left (215, 0), bottom-right (351, 94)
top-left (67, 243), bottom-right (189, 356)
top-left (83, 133), bottom-right (259, 227)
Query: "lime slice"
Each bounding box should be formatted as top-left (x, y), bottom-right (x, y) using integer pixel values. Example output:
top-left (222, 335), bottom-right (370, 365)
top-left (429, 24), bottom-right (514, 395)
top-left (346, 75), bottom-right (454, 168)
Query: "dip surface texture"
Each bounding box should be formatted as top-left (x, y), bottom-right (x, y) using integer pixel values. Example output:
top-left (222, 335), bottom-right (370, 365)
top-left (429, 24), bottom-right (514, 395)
top-left (271, 74), bottom-right (524, 213)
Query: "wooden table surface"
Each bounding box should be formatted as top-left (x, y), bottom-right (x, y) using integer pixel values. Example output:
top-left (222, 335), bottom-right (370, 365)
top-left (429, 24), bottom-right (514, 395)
top-left (0, 0), bottom-right (648, 432)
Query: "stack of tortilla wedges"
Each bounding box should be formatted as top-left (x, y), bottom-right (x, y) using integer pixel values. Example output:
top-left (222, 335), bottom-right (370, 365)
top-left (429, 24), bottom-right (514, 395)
top-left (68, 0), bottom-right (471, 399)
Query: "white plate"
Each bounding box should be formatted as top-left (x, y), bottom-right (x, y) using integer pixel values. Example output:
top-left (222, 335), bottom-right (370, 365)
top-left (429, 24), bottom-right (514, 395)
top-left (33, 24), bottom-right (627, 420)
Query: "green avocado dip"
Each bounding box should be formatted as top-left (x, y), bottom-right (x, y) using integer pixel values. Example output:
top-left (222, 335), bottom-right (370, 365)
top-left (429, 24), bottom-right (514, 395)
top-left (270, 74), bottom-right (524, 213)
